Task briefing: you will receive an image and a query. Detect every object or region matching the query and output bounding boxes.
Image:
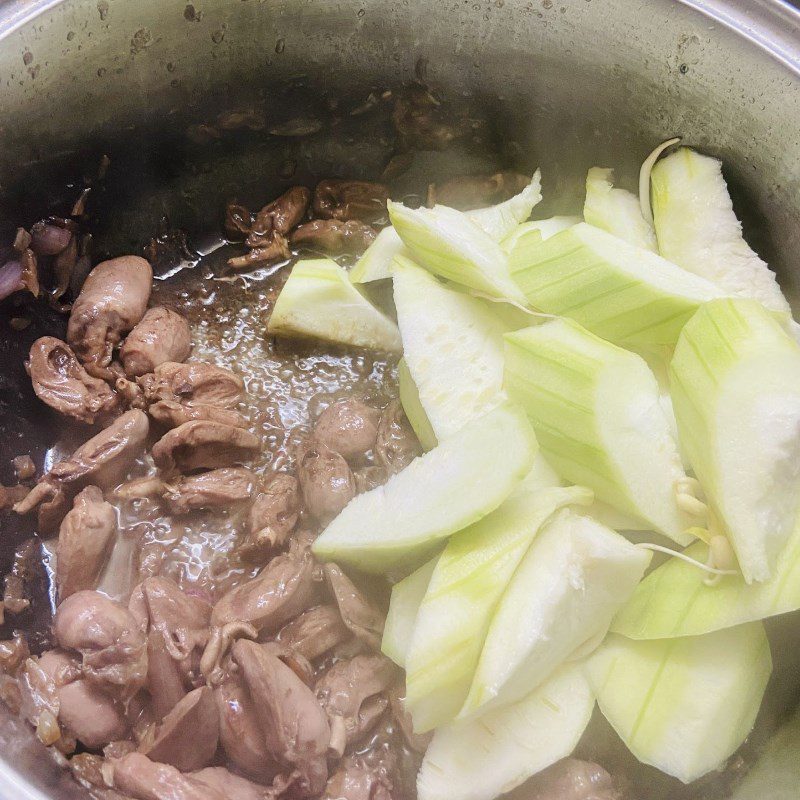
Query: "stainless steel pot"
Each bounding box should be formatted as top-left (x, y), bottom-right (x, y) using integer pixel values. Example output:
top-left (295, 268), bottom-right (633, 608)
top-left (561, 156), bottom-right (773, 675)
top-left (1, 0), bottom-right (800, 797)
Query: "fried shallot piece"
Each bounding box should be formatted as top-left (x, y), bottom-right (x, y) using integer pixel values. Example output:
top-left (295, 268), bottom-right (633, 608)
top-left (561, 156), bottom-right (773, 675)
top-left (312, 179), bottom-right (389, 223)
top-left (290, 219), bottom-right (376, 255)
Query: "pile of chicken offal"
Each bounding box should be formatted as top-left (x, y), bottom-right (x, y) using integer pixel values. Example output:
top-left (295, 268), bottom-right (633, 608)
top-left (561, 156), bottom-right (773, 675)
top-left (0, 178), bottom-right (623, 800)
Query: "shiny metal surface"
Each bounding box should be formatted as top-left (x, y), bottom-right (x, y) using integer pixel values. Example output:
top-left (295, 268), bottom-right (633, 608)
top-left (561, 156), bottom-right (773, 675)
top-left (0, 0), bottom-right (799, 294)
top-left (0, 0), bottom-right (799, 797)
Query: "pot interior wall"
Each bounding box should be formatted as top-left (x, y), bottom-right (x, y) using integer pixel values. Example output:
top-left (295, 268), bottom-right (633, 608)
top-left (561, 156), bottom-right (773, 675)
top-left (0, 0), bottom-right (798, 292)
top-left (1, 0), bottom-right (800, 798)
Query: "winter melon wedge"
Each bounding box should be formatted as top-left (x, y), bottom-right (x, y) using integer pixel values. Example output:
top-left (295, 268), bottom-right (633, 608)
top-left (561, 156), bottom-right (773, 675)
top-left (350, 226), bottom-right (408, 284)
top-left (504, 318), bottom-right (697, 543)
top-left (670, 298), bottom-right (800, 582)
top-left (393, 256), bottom-right (507, 441)
top-left (517, 453), bottom-right (563, 492)
top-left (584, 167), bottom-right (657, 251)
top-left (405, 485), bottom-right (593, 732)
top-left (612, 515), bottom-right (800, 639)
top-left (586, 501), bottom-right (653, 533)
top-left (587, 625), bottom-right (772, 784)
top-left (509, 222), bottom-right (723, 346)
top-left (461, 509), bottom-right (651, 717)
top-left (312, 402), bottom-right (538, 573)
top-left (501, 216), bottom-right (581, 254)
top-left (397, 358), bottom-right (437, 451)
top-left (387, 201), bottom-right (527, 305)
top-left (466, 171), bottom-right (542, 241)
top-left (651, 147), bottom-right (790, 314)
top-left (351, 172), bottom-right (541, 284)
top-left (417, 663), bottom-right (594, 800)
top-left (268, 258), bottom-right (401, 351)
top-left (382, 556), bottom-right (438, 667)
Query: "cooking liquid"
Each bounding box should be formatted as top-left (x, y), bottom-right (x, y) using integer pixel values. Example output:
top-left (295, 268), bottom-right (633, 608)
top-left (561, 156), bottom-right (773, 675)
top-left (87, 245), bottom-right (398, 604)
top-left (16, 240), bottom-right (417, 796)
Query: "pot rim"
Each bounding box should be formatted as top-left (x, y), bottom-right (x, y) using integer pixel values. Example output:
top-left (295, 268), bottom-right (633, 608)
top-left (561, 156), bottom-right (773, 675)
top-left (1, 0), bottom-right (800, 74)
top-left (676, 0), bottom-right (800, 73)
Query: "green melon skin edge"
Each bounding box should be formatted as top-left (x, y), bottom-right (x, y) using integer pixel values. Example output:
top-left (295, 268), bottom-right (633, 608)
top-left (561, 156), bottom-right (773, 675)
top-left (586, 624), bottom-right (772, 784)
top-left (669, 297), bottom-right (800, 583)
top-left (404, 485), bottom-right (594, 732)
top-left (382, 556), bottom-right (438, 667)
top-left (397, 358), bottom-right (438, 452)
top-left (509, 222), bottom-right (723, 347)
top-left (504, 317), bottom-right (697, 543)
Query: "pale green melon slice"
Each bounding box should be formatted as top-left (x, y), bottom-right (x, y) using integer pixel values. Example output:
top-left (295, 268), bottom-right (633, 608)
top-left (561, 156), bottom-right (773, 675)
top-left (417, 663), bottom-right (594, 800)
top-left (584, 167), bottom-right (657, 251)
top-left (501, 215), bottom-right (581, 254)
top-left (466, 171), bottom-right (542, 241)
top-left (268, 258), bottom-right (401, 351)
top-left (651, 147), bottom-right (790, 314)
top-left (388, 201), bottom-right (527, 305)
top-left (612, 514), bottom-right (800, 639)
top-left (312, 402), bottom-right (538, 573)
top-left (393, 256), bottom-right (507, 441)
top-left (670, 297), bottom-right (800, 582)
top-left (461, 508), bottom-right (651, 717)
top-left (586, 625), bottom-right (772, 784)
top-left (350, 226), bottom-right (407, 284)
top-left (509, 222), bottom-right (723, 346)
top-left (505, 318), bottom-right (696, 543)
top-left (405, 485), bottom-right (593, 731)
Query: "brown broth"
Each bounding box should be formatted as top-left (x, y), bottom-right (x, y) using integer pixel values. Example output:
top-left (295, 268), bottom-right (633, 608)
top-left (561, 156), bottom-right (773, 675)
top-left (89, 244), bottom-right (398, 604)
